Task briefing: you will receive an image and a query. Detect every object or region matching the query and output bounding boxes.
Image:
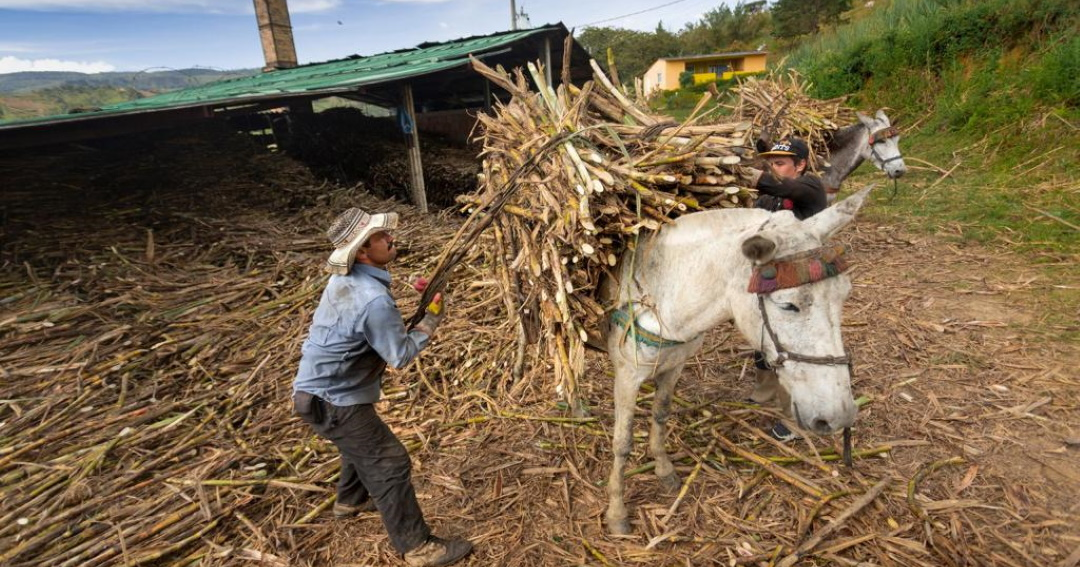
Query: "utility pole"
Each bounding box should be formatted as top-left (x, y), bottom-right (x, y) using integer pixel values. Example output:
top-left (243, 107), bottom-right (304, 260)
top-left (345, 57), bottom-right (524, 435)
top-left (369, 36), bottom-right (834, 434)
top-left (510, 0), bottom-right (518, 30)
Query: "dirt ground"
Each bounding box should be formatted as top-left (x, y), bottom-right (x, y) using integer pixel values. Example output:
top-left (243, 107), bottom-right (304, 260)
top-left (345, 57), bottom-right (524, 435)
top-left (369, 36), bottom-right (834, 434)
top-left (1, 128), bottom-right (1077, 567)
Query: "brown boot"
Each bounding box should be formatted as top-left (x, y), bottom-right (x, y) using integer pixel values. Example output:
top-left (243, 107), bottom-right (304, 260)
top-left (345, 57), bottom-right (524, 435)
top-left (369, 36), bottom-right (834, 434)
top-left (403, 536), bottom-right (473, 567)
top-left (332, 499), bottom-right (377, 518)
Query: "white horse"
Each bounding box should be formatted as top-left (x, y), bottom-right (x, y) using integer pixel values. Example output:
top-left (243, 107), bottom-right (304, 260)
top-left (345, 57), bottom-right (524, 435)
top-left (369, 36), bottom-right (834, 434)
top-left (821, 110), bottom-right (906, 201)
top-left (601, 186), bottom-right (872, 535)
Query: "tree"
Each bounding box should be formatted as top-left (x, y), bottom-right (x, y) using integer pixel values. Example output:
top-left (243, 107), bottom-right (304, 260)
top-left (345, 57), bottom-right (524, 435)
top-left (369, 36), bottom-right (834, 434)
top-left (577, 25), bottom-right (679, 85)
top-left (772, 0), bottom-right (853, 39)
top-left (681, 2), bottom-right (771, 54)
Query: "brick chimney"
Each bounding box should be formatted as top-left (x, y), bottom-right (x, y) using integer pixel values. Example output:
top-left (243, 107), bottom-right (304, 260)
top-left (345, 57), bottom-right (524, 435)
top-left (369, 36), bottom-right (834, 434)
top-left (253, 0), bottom-right (298, 70)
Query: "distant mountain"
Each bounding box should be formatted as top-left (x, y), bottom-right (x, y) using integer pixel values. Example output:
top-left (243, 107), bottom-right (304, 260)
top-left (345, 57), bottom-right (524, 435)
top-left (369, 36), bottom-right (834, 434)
top-left (0, 68), bottom-right (258, 94)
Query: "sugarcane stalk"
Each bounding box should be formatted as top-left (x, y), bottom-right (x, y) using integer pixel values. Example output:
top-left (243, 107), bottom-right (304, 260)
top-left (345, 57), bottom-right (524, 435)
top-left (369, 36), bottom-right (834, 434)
top-left (712, 433), bottom-right (824, 498)
top-left (776, 477), bottom-right (891, 567)
top-left (124, 519), bottom-right (220, 567)
top-left (589, 59), bottom-right (654, 126)
top-left (907, 456), bottom-right (966, 522)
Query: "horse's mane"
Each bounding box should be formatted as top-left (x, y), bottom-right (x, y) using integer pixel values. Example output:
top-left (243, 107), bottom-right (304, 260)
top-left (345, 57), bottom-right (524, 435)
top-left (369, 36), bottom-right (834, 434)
top-left (825, 123), bottom-right (864, 154)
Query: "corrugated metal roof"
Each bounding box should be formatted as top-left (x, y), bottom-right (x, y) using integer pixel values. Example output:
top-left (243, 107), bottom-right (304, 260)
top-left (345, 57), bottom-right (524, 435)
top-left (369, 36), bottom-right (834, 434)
top-left (0, 26), bottom-right (557, 129)
top-left (660, 51), bottom-right (768, 62)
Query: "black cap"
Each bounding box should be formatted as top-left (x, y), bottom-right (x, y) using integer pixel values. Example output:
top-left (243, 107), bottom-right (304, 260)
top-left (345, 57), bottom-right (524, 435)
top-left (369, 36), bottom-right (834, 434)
top-left (759, 138), bottom-right (810, 161)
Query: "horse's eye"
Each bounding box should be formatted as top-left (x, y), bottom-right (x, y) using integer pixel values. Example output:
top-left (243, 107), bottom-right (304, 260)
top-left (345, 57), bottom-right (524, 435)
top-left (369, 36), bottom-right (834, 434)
top-left (780, 303), bottom-right (800, 312)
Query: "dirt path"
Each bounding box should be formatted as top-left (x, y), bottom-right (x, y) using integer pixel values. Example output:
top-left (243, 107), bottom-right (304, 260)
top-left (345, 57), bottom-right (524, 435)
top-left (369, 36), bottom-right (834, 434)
top-left (319, 211), bottom-right (1080, 566)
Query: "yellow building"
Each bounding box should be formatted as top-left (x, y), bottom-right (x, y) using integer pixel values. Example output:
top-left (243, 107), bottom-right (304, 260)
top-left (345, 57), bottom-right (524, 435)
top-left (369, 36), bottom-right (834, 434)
top-left (642, 51), bottom-right (768, 96)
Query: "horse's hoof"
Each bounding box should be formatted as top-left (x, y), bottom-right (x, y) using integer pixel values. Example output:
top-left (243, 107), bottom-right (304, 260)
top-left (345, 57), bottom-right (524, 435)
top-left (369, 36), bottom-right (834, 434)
top-left (606, 517), bottom-right (631, 535)
top-left (659, 473), bottom-right (682, 493)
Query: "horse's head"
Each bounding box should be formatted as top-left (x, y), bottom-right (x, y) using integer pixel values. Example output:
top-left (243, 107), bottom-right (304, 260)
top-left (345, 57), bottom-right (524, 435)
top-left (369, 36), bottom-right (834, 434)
top-left (737, 186), bottom-right (872, 435)
top-left (857, 110), bottom-right (907, 180)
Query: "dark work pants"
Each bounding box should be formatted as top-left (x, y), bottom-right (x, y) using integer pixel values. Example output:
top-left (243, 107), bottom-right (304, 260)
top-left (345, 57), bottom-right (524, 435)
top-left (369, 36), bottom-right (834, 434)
top-left (294, 392), bottom-right (431, 554)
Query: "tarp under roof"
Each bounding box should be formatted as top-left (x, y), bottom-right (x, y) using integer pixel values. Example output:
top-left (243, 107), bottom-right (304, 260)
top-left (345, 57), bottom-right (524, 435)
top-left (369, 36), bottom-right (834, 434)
top-left (0, 24), bottom-right (591, 149)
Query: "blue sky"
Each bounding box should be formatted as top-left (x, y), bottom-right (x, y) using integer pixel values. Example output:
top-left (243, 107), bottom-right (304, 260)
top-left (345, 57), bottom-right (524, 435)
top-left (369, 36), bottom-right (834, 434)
top-left (0, 0), bottom-right (724, 74)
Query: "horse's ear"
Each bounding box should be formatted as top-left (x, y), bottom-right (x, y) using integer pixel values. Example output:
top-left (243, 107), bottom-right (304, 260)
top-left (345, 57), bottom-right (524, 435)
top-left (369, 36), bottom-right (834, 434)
top-left (805, 184), bottom-right (875, 241)
top-left (742, 234), bottom-right (777, 264)
top-left (875, 109), bottom-right (890, 125)
top-left (857, 112), bottom-right (874, 128)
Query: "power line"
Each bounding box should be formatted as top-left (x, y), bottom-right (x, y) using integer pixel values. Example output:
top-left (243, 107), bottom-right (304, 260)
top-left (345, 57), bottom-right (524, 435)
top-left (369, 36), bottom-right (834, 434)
top-left (577, 0), bottom-right (690, 28)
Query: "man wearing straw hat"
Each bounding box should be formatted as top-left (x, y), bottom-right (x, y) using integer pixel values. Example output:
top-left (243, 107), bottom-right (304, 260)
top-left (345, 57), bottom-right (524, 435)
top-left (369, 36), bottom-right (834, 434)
top-left (293, 207), bottom-right (473, 567)
top-left (746, 138), bottom-right (828, 442)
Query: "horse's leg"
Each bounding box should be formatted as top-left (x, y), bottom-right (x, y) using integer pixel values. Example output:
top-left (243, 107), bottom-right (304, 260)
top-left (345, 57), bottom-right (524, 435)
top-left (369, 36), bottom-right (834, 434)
top-left (649, 363), bottom-right (685, 493)
top-left (605, 358), bottom-right (645, 535)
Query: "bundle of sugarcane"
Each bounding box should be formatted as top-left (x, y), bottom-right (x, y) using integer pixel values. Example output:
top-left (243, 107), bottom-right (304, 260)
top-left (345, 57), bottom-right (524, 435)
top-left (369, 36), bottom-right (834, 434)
top-left (727, 69), bottom-right (858, 170)
top-left (443, 56), bottom-right (759, 403)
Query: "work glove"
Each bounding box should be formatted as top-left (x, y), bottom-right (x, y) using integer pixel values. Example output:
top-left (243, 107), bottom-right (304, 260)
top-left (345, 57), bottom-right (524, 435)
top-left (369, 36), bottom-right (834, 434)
top-left (414, 292), bottom-right (446, 337)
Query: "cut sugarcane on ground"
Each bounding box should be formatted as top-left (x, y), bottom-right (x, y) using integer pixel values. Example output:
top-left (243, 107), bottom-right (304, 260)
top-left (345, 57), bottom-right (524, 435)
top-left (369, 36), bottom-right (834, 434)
top-left (1, 114), bottom-right (1076, 566)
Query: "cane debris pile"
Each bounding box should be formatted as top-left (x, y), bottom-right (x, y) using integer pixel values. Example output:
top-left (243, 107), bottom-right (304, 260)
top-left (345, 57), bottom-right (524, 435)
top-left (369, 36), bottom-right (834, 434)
top-left (284, 107), bottom-right (481, 207)
top-left (1, 107), bottom-right (1074, 567)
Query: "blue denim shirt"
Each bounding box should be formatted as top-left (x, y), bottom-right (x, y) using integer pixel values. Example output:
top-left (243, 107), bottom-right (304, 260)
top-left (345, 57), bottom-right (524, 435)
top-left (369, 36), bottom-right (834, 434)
top-left (294, 263), bottom-right (430, 405)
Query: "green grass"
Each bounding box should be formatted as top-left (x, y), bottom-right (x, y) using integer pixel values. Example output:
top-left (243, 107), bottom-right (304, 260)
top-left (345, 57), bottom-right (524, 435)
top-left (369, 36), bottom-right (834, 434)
top-left (860, 119), bottom-right (1079, 256)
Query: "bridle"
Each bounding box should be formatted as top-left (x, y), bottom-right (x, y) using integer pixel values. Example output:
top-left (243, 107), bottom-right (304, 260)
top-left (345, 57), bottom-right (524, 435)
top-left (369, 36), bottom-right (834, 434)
top-left (867, 125), bottom-right (902, 169)
top-left (748, 238), bottom-right (857, 465)
top-left (867, 124), bottom-right (902, 199)
top-left (757, 294), bottom-right (851, 369)
top-left (756, 275), bottom-right (856, 467)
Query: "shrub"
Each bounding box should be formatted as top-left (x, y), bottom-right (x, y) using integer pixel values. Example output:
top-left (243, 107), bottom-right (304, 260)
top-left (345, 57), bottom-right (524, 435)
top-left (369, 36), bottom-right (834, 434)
top-left (678, 71), bottom-right (695, 89)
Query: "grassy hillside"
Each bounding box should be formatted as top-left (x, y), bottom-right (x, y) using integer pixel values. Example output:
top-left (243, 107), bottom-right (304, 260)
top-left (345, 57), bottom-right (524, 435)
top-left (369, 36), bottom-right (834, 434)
top-left (777, 0), bottom-right (1078, 334)
top-left (0, 68), bottom-right (257, 120)
top-left (0, 68), bottom-right (256, 94)
top-left (785, 0), bottom-right (1078, 254)
top-left (0, 85), bottom-right (145, 120)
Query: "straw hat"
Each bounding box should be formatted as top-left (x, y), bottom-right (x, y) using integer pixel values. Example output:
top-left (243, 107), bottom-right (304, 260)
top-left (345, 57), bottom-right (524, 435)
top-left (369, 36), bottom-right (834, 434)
top-left (324, 207), bottom-right (399, 275)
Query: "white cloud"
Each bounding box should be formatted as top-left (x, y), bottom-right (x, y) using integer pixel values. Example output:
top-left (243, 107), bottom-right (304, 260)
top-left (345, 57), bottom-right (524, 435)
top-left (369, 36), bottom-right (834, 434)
top-left (0, 43), bottom-right (35, 54)
top-left (291, 0), bottom-right (341, 11)
top-left (438, 21), bottom-right (449, 28)
top-left (378, 0), bottom-right (452, 3)
top-left (0, 0), bottom-right (340, 13)
top-left (0, 55), bottom-right (115, 73)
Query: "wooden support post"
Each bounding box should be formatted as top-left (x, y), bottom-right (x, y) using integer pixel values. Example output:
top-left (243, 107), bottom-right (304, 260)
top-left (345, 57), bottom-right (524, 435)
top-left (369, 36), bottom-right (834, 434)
top-left (484, 79), bottom-right (492, 111)
top-left (543, 37), bottom-right (553, 87)
top-left (401, 84), bottom-right (428, 213)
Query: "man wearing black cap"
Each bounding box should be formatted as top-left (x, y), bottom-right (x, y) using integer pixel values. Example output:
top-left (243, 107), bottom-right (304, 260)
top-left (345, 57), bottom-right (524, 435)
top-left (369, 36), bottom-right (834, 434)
top-left (748, 138), bottom-right (827, 221)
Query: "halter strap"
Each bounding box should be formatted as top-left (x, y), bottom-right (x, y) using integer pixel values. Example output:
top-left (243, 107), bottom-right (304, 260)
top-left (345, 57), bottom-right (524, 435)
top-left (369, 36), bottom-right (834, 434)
top-left (868, 125), bottom-right (903, 166)
top-left (758, 295), bottom-right (851, 367)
